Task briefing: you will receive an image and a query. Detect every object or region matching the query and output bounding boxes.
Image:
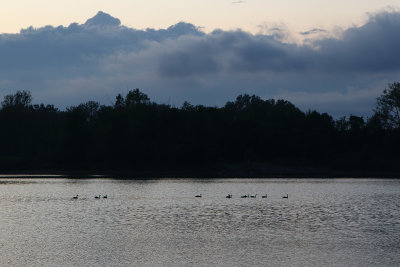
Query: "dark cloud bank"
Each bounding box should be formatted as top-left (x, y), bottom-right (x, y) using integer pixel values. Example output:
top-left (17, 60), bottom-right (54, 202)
top-left (1, 10), bottom-right (400, 116)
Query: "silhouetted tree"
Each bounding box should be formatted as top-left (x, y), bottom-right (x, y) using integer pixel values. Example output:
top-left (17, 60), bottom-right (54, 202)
top-left (181, 101), bottom-right (195, 111)
top-left (335, 116), bottom-right (350, 132)
top-left (348, 115), bottom-right (365, 132)
top-left (125, 89), bottom-right (150, 107)
top-left (375, 82), bottom-right (400, 129)
top-left (70, 101), bottom-right (101, 122)
top-left (0, 88), bottom-right (398, 173)
top-left (1, 90), bottom-right (32, 109)
top-left (114, 93), bottom-right (124, 109)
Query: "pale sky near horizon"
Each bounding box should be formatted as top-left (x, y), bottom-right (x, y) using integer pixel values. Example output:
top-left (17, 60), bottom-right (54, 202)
top-left (1, 0), bottom-right (399, 34)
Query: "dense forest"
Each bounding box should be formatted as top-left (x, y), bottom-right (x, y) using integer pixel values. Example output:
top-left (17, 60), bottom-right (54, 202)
top-left (1, 83), bottom-right (400, 177)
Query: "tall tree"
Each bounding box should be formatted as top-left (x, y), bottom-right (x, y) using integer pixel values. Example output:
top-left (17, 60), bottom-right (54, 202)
top-left (375, 82), bottom-right (400, 129)
top-left (1, 90), bottom-right (32, 109)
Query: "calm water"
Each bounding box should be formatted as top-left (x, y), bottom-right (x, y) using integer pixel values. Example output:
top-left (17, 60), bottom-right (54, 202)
top-left (0, 178), bottom-right (399, 266)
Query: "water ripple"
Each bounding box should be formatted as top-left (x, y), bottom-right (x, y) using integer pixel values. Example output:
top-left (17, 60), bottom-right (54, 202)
top-left (0, 178), bottom-right (399, 266)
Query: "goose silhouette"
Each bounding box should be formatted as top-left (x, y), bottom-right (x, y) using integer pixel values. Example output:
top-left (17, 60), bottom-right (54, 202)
top-left (195, 194), bottom-right (202, 198)
top-left (250, 194), bottom-right (257, 198)
top-left (103, 194), bottom-right (107, 199)
top-left (95, 195), bottom-right (101, 199)
top-left (261, 194), bottom-right (267, 198)
top-left (226, 194), bottom-right (232, 198)
top-left (72, 195), bottom-right (78, 199)
top-left (241, 194), bottom-right (249, 198)
top-left (282, 194), bottom-right (288, 199)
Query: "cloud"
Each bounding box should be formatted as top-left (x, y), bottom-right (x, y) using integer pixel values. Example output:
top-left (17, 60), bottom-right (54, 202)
top-left (0, 10), bottom-right (400, 116)
top-left (300, 28), bottom-right (328, 36)
top-left (84, 11), bottom-right (121, 27)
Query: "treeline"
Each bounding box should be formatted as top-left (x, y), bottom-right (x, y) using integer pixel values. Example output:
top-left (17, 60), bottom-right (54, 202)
top-left (0, 85), bottom-right (399, 175)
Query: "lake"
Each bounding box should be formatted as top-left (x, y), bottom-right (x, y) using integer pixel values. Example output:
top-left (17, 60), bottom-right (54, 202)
top-left (0, 178), bottom-right (399, 266)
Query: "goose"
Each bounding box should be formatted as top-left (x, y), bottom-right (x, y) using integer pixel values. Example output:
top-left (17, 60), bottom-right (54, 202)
top-left (261, 194), bottom-right (268, 198)
top-left (241, 194), bottom-right (249, 198)
top-left (72, 195), bottom-right (78, 199)
top-left (95, 195), bottom-right (101, 199)
top-left (195, 194), bottom-right (202, 198)
top-left (103, 194), bottom-right (107, 199)
top-left (250, 194), bottom-right (257, 198)
top-left (226, 194), bottom-right (232, 198)
top-left (282, 194), bottom-right (289, 199)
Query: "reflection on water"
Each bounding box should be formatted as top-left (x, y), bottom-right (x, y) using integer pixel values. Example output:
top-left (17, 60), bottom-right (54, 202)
top-left (0, 178), bottom-right (399, 266)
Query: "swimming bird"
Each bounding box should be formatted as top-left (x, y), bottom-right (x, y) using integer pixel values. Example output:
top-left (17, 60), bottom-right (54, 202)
top-left (250, 194), bottom-right (257, 198)
top-left (261, 194), bottom-right (267, 198)
top-left (72, 195), bottom-right (78, 199)
top-left (95, 195), bottom-right (101, 199)
top-left (103, 194), bottom-right (107, 199)
top-left (282, 194), bottom-right (288, 199)
top-left (226, 194), bottom-right (232, 198)
top-left (195, 194), bottom-right (202, 198)
top-left (241, 194), bottom-right (249, 198)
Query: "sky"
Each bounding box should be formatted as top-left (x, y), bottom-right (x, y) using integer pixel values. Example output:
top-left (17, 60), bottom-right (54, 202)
top-left (1, 1), bottom-right (400, 117)
top-left (1, 0), bottom-right (399, 34)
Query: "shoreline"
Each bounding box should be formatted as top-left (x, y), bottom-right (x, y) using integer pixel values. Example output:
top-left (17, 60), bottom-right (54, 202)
top-left (0, 170), bottom-right (399, 179)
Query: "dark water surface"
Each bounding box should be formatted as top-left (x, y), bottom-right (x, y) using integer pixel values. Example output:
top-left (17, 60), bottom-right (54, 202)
top-left (0, 178), bottom-right (399, 266)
